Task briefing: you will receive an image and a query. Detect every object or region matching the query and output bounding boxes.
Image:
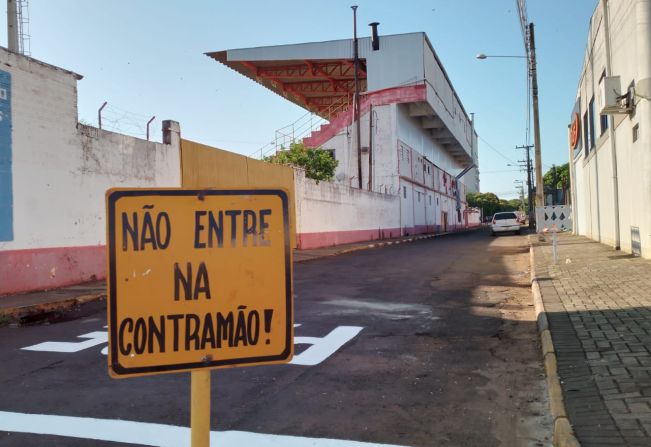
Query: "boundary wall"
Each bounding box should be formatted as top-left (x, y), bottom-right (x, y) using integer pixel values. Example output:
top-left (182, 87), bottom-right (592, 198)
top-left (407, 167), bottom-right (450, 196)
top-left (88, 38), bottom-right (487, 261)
top-left (294, 169), bottom-right (400, 249)
top-left (0, 48), bottom-right (181, 295)
top-left (179, 139), bottom-right (296, 248)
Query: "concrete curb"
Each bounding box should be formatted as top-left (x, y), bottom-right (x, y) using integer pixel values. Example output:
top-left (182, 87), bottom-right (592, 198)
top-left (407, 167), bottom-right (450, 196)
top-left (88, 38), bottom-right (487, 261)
top-left (296, 227), bottom-right (481, 262)
top-left (0, 292), bottom-right (106, 324)
top-left (529, 241), bottom-right (581, 447)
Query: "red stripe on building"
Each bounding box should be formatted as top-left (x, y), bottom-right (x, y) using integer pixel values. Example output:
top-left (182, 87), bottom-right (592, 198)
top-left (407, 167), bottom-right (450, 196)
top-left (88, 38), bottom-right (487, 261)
top-left (297, 228), bottom-right (402, 249)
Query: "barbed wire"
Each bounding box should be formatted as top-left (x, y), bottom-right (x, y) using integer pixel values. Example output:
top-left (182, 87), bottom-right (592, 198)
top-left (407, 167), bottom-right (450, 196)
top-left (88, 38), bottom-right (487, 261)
top-left (92, 103), bottom-right (157, 141)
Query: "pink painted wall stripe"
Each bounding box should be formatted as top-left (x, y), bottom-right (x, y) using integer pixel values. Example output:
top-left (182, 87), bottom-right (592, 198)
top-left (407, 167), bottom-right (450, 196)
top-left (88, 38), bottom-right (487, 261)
top-left (0, 245), bottom-right (105, 295)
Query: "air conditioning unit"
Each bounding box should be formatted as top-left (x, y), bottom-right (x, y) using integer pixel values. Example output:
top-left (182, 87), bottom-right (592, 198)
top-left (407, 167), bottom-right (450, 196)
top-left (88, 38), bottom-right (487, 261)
top-left (600, 76), bottom-right (633, 114)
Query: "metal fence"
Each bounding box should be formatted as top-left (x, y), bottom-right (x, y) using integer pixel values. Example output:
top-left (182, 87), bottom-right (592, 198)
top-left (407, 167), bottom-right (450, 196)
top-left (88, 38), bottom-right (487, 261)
top-left (535, 205), bottom-right (572, 233)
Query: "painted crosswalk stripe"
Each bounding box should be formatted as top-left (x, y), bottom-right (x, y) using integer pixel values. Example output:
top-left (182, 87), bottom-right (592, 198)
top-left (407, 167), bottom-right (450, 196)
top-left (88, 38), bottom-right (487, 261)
top-left (0, 411), bottom-right (408, 447)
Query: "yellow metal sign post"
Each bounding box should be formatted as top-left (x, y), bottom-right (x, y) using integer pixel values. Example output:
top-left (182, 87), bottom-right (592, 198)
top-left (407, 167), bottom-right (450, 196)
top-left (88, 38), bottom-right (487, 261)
top-left (106, 188), bottom-right (293, 446)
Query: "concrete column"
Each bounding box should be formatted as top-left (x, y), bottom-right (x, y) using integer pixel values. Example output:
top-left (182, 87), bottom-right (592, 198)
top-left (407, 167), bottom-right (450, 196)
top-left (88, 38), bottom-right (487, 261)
top-left (7, 0), bottom-right (18, 52)
top-left (602, 0), bottom-right (621, 249)
top-left (636, 0), bottom-right (651, 98)
top-left (637, 0), bottom-right (651, 254)
top-left (162, 120), bottom-right (181, 185)
top-left (162, 120), bottom-right (180, 146)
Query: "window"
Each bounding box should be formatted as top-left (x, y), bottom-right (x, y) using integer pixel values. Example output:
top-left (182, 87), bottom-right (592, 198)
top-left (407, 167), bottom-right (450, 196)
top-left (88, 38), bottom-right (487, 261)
top-left (588, 97), bottom-right (596, 150)
top-left (633, 124), bottom-right (640, 142)
top-left (583, 96), bottom-right (596, 155)
top-left (418, 192), bottom-right (421, 202)
top-left (600, 114), bottom-right (609, 135)
top-left (324, 149), bottom-right (336, 160)
top-left (403, 186), bottom-right (407, 199)
top-left (599, 71), bottom-right (608, 136)
top-left (583, 111), bottom-right (590, 157)
top-left (429, 195), bottom-right (432, 205)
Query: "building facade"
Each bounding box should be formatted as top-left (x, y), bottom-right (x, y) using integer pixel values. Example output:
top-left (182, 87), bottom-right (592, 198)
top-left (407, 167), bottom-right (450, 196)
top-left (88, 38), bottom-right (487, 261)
top-left (210, 32), bottom-right (480, 238)
top-left (570, 0), bottom-right (651, 257)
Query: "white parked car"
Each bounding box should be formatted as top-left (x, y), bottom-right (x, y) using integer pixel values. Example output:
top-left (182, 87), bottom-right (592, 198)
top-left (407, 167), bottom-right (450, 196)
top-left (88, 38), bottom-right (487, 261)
top-left (491, 212), bottom-right (522, 236)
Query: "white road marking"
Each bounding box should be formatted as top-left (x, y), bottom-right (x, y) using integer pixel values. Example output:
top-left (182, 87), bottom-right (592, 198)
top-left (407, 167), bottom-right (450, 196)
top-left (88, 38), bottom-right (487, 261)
top-left (21, 326), bottom-right (364, 367)
top-left (21, 331), bottom-right (107, 353)
top-left (0, 411), bottom-right (408, 447)
top-left (291, 326), bottom-right (363, 366)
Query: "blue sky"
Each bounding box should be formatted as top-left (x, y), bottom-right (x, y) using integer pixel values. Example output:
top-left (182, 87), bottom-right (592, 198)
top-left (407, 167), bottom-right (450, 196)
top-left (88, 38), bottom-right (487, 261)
top-left (11, 0), bottom-right (597, 199)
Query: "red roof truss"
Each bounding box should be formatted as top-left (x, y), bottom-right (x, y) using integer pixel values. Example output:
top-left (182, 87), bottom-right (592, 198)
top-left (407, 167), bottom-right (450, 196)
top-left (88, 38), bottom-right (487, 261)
top-left (237, 59), bottom-right (368, 119)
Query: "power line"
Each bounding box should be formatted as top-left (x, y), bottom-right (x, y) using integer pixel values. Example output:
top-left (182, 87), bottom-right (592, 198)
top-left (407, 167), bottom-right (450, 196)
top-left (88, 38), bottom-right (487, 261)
top-left (478, 135), bottom-right (518, 164)
top-left (481, 169), bottom-right (522, 174)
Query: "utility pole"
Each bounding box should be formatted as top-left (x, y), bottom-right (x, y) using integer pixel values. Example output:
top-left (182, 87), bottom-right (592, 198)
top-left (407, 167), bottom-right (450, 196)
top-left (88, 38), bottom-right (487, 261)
top-left (517, 144), bottom-right (534, 228)
top-left (351, 5), bottom-right (362, 189)
top-left (514, 181), bottom-right (525, 212)
top-left (551, 164), bottom-right (557, 205)
top-left (528, 23), bottom-right (544, 209)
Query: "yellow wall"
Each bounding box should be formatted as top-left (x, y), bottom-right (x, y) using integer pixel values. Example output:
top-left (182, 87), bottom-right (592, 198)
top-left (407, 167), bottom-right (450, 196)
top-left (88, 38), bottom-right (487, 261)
top-left (180, 139), bottom-right (296, 247)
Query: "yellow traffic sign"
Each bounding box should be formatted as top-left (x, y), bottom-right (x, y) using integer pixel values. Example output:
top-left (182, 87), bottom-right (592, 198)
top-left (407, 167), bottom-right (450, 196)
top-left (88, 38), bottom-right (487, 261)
top-left (106, 188), bottom-right (293, 378)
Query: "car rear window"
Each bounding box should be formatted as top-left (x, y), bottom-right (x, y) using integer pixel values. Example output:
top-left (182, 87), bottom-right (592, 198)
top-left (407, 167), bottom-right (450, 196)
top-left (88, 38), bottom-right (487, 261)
top-left (494, 213), bottom-right (517, 220)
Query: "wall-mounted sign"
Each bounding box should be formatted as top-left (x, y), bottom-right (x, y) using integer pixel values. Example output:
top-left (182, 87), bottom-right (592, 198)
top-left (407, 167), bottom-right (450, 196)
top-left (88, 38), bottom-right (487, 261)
top-left (106, 188), bottom-right (293, 378)
top-left (0, 70), bottom-right (12, 241)
top-left (569, 112), bottom-right (581, 149)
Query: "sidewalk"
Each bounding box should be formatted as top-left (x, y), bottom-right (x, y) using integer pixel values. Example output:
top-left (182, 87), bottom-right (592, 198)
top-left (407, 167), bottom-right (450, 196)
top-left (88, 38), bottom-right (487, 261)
top-left (1, 229), bottom-right (476, 323)
top-left (531, 233), bottom-right (651, 446)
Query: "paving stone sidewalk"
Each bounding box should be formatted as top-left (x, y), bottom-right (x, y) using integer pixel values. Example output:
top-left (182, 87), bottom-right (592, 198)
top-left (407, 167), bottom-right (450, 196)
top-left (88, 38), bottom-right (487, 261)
top-left (531, 233), bottom-right (651, 446)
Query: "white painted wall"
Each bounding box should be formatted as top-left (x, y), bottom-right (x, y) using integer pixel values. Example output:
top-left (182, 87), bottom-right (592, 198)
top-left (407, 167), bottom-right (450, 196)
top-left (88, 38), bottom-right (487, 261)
top-left (423, 41), bottom-right (474, 158)
top-left (314, 100), bottom-right (471, 238)
top-left (572, 0), bottom-right (651, 257)
top-left (323, 104), bottom-right (398, 195)
top-left (294, 169), bottom-right (400, 248)
top-left (3, 122), bottom-right (180, 251)
top-left (0, 46), bottom-right (180, 251)
top-left (396, 104), bottom-right (459, 174)
top-left (0, 47), bottom-right (181, 293)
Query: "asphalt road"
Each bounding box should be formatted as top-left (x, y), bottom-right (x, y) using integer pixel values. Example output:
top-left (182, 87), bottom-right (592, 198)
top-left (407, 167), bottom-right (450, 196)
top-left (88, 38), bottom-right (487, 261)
top-left (0, 229), bottom-right (551, 447)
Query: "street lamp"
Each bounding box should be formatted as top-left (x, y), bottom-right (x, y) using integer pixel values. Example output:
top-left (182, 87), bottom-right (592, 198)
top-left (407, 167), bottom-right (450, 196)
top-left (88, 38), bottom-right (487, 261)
top-left (514, 180), bottom-right (526, 215)
top-left (477, 23), bottom-right (544, 216)
top-left (475, 53), bottom-right (526, 60)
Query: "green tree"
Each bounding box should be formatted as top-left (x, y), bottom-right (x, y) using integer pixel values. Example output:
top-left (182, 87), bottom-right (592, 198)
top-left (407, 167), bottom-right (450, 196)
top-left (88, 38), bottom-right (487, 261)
top-left (543, 163), bottom-right (570, 204)
top-left (543, 163), bottom-right (570, 190)
top-left (264, 142), bottom-right (338, 183)
top-left (466, 192), bottom-right (501, 218)
top-left (466, 191), bottom-right (521, 219)
top-left (500, 199), bottom-right (517, 211)
top-left (507, 198), bottom-right (525, 212)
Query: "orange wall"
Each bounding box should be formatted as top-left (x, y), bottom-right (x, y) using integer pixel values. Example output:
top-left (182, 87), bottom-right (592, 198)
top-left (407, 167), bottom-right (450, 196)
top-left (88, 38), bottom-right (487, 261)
top-left (180, 139), bottom-right (296, 247)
